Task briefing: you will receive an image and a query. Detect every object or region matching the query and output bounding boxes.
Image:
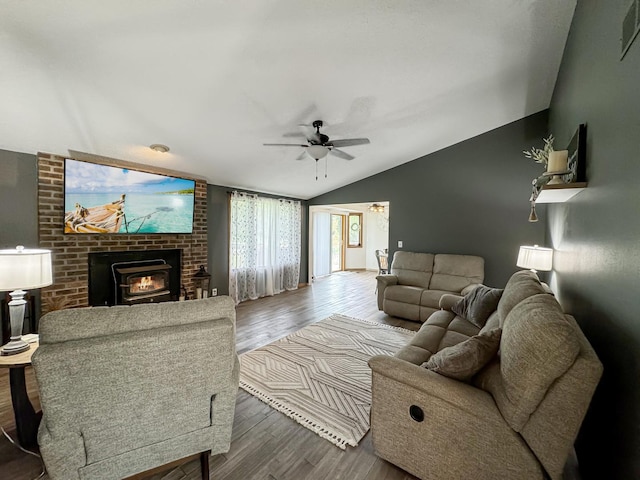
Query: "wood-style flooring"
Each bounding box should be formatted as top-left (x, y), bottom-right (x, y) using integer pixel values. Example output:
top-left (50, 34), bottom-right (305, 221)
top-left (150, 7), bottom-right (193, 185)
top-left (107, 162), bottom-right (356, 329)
top-left (0, 271), bottom-right (421, 480)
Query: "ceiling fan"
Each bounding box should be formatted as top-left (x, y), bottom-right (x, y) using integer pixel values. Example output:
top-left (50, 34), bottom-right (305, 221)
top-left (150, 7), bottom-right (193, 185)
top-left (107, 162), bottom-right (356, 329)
top-left (264, 119), bottom-right (370, 166)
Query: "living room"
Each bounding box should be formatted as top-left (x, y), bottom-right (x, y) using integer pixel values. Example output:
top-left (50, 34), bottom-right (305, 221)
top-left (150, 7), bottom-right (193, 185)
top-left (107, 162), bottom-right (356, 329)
top-left (1, 1), bottom-right (639, 479)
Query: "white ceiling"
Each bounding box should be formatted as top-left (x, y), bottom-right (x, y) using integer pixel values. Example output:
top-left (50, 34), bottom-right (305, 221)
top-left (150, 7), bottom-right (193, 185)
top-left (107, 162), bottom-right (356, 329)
top-left (1, 1), bottom-right (575, 200)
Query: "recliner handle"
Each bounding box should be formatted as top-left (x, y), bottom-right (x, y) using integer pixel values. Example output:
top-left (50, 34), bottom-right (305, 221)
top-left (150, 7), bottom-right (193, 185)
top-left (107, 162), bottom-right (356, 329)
top-left (409, 405), bottom-right (424, 422)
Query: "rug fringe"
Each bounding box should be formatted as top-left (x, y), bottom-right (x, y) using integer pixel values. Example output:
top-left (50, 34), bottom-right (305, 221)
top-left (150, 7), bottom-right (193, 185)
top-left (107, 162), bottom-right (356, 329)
top-left (239, 380), bottom-right (354, 450)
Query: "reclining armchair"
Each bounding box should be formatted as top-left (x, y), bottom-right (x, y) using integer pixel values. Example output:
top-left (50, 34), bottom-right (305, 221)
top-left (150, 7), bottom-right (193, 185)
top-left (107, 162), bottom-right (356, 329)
top-left (32, 297), bottom-right (239, 480)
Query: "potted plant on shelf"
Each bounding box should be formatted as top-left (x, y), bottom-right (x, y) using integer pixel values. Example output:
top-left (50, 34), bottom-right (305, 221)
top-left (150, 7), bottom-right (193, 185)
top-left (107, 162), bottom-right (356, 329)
top-left (523, 135), bottom-right (555, 167)
top-left (523, 135), bottom-right (570, 222)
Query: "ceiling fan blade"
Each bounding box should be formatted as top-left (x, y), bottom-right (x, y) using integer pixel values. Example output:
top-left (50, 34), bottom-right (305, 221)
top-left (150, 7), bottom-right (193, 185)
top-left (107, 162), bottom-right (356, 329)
top-left (295, 151), bottom-right (308, 161)
top-left (329, 138), bottom-right (370, 148)
top-left (263, 143), bottom-right (309, 147)
top-left (330, 148), bottom-right (355, 161)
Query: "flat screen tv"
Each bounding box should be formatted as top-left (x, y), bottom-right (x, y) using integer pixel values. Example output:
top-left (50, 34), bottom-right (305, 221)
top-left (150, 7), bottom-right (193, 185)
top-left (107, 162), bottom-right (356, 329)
top-left (64, 159), bottom-right (196, 234)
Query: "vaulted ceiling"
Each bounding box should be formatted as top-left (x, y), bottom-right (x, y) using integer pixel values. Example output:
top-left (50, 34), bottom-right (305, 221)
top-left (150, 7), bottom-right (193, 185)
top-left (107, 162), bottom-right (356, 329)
top-left (1, 1), bottom-right (576, 199)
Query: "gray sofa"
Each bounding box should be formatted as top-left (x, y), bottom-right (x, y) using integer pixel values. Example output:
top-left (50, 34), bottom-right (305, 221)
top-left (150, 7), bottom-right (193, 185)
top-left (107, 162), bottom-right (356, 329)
top-left (32, 297), bottom-right (240, 480)
top-left (377, 251), bottom-right (485, 322)
top-left (369, 270), bottom-right (603, 480)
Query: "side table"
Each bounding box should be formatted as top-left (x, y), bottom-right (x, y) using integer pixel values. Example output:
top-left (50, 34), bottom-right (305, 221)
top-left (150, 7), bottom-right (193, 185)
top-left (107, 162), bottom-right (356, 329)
top-left (0, 341), bottom-right (40, 448)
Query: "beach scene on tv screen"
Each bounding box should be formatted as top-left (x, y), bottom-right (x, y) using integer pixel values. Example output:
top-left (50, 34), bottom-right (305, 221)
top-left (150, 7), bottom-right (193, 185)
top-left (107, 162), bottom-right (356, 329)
top-left (64, 159), bottom-right (195, 234)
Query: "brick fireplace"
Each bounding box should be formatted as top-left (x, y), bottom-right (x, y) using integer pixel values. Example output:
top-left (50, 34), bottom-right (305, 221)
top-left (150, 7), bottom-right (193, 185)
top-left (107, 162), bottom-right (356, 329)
top-left (37, 153), bottom-right (208, 313)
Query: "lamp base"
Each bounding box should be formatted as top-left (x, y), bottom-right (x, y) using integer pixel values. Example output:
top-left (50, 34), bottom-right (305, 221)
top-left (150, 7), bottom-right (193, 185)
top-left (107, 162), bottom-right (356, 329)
top-left (2, 289), bottom-right (29, 356)
top-left (0, 338), bottom-right (30, 356)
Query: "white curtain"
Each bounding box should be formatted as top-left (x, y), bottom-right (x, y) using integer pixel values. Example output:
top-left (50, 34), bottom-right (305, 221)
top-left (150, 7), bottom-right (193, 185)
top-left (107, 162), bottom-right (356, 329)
top-left (229, 191), bottom-right (301, 304)
top-left (313, 212), bottom-right (331, 279)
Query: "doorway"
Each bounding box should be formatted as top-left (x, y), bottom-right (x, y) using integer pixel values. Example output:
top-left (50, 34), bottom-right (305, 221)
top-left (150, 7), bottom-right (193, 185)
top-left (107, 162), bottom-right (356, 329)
top-left (309, 202), bottom-right (390, 283)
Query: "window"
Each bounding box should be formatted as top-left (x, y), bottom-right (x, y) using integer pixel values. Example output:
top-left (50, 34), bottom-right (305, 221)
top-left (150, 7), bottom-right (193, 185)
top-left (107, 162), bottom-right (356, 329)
top-left (347, 213), bottom-right (362, 248)
top-left (229, 191), bottom-right (301, 304)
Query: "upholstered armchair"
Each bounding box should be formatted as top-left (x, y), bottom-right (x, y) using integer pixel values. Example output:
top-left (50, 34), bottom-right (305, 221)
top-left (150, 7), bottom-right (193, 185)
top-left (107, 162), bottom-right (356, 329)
top-left (32, 297), bottom-right (239, 480)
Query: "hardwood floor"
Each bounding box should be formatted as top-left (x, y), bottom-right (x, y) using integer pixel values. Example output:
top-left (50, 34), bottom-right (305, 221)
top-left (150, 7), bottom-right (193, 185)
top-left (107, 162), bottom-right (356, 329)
top-left (0, 271), bottom-right (420, 480)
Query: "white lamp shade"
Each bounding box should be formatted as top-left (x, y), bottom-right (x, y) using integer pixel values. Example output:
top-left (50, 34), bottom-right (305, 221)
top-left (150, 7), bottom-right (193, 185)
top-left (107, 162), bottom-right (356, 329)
top-left (306, 145), bottom-right (329, 159)
top-left (517, 245), bottom-right (553, 271)
top-left (0, 246), bottom-right (53, 291)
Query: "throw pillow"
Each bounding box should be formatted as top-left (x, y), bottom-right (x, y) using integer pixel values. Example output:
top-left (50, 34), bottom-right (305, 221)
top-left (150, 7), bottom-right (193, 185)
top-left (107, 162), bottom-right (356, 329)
top-left (422, 328), bottom-right (502, 382)
top-left (452, 285), bottom-right (504, 328)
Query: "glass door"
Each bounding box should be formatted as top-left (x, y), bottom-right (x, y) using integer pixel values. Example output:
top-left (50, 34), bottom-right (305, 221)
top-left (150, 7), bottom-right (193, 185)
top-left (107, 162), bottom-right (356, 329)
top-left (330, 214), bottom-right (345, 272)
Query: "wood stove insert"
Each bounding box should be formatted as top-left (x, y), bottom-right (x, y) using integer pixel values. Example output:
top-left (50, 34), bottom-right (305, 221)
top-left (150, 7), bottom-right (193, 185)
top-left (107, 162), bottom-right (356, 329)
top-left (116, 264), bottom-right (172, 304)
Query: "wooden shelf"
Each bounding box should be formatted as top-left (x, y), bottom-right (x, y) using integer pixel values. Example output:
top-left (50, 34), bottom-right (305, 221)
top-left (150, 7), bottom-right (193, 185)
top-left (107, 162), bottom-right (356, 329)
top-left (535, 182), bottom-right (587, 203)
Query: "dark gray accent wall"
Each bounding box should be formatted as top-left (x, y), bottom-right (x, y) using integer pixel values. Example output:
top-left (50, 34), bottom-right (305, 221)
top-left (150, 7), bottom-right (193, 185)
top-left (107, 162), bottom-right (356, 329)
top-left (0, 149), bottom-right (38, 248)
top-left (310, 112), bottom-right (548, 287)
top-left (206, 184), bottom-right (231, 295)
top-left (206, 184), bottom-right (308, 296)
top-left (548, 2), bottom-right (640, 478)
top-left (0, 149), bottom-right (40, 333)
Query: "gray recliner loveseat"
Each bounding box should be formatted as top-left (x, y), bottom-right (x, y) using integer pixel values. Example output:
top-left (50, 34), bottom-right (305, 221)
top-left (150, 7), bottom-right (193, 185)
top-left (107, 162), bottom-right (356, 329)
top-left (369, 270), bottom-right (603, 480)
top-left (377, 251), bottom-right (485, 322)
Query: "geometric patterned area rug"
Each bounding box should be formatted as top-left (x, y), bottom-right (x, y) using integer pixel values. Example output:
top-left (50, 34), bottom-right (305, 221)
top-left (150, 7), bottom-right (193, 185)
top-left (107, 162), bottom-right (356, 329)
top-left (239, 314), bottom-right (415, 449)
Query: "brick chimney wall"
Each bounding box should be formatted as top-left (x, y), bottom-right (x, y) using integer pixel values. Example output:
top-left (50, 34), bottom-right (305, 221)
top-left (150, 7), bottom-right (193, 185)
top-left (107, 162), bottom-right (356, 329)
top-left (37, 153), bottom-right (208, 312)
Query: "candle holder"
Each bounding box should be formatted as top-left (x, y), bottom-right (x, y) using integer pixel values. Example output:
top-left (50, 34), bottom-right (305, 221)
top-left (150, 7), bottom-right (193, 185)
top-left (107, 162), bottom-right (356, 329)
top-left (544, 150), bottom-right (570, 185)
top-left (192, 265), bottom-right (211, 300)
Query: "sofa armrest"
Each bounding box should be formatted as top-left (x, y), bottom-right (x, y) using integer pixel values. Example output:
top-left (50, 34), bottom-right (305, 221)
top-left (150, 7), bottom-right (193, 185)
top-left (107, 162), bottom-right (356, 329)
top-left (368, 355), bottom-right (543, 479)
top-left (460, 283), bottom-right (481, 296)
top-left (376, 275), bottom-right (398, 310)
top-left (439, 293), bottom-right (463, 311)
top-left (376, 274), bottom-right (398, 286)
top-left (369, 355), bottom-right (491, 408)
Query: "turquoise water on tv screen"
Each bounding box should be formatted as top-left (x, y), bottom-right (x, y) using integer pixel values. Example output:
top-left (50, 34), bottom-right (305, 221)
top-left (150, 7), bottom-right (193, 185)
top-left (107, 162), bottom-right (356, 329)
top-left (64, 192), bottom-right (195, 234)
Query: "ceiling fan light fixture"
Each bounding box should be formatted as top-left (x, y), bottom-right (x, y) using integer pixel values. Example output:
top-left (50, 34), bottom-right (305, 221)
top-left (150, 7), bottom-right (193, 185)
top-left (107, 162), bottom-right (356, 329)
top-left (149, 144), bottom-right (170, 153)
top-left (306, 145), bottom-right (329, 160)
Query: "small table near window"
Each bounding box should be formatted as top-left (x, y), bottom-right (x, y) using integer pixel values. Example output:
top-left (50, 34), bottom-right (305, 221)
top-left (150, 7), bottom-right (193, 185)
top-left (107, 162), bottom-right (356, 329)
top-left (0, 342), bottom-right (40, 448)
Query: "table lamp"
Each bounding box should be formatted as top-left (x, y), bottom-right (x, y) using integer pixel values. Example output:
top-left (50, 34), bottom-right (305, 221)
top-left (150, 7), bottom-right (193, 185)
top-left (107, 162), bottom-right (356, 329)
top-left (516, 245), bottom-right (553, 273)
top-left (0, 246), bottom-right (52, 355)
